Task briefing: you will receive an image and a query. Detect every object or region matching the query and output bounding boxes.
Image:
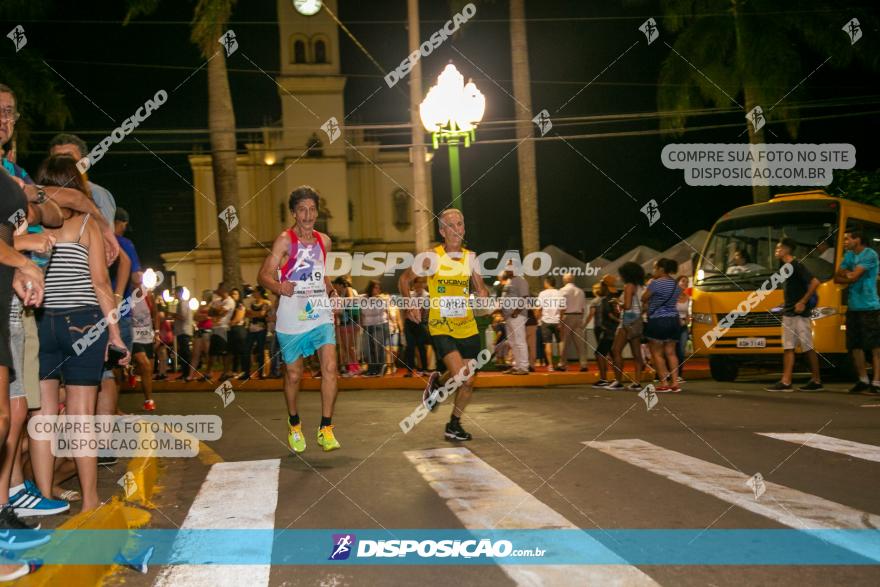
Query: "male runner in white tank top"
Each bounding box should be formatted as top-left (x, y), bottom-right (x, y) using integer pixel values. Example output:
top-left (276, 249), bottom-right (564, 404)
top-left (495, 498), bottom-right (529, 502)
top-left (258, 186), bottom-right (340, 452)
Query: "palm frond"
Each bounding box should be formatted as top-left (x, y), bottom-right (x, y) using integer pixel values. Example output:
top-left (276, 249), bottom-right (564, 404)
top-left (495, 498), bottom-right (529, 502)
top-left (191, 0), bottom-right (236, 57)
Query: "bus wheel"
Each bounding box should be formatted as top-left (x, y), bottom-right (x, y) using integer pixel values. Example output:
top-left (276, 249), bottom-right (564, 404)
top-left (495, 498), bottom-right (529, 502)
top-left (709, 356), bottom-right (739, 382)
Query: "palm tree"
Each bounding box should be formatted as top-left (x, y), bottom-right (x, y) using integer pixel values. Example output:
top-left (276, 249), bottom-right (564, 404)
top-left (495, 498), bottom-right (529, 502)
top-left (509, 0), bottom-right (540, 285)
top-left (658, 1), bottom-right (875, 203)
top-left (127, 0), bottom-right (242, 289)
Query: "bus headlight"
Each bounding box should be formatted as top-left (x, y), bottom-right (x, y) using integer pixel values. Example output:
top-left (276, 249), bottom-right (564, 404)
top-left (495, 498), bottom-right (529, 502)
top-left (810, 306), bottom-right (837, 320)
top-left (692, 312), bottom-right (713, 324)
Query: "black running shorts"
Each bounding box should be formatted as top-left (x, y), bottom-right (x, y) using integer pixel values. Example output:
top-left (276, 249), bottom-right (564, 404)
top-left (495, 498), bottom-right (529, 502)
top-left (432, 334), bottom-right (481, 361)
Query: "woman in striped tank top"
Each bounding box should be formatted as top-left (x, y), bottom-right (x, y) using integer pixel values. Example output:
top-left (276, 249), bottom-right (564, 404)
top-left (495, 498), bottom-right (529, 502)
top-left (32, 156), bottom-right (130, 512)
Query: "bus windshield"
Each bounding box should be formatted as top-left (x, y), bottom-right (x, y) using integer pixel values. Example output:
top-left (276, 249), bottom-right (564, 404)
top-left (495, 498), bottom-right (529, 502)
top-left (697, 211), bottom-right (837, 286)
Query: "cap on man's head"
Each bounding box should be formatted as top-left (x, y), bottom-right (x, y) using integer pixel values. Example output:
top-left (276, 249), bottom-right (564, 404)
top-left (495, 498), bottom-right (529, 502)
top-left (115, 208), bottom-right (130, 223)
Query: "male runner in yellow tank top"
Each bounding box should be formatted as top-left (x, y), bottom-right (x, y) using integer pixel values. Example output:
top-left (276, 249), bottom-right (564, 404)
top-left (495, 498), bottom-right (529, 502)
top-left (399, 209), bottom-right (489, 441)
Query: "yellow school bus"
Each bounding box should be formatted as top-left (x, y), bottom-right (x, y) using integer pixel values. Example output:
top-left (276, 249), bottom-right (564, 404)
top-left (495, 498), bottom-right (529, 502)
top-left (691, 190), bottom-right (880, 381)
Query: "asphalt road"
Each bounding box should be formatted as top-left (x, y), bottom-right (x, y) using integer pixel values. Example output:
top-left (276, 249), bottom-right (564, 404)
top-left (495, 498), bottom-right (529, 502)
top-left (107, 376), bottom-right (880, 586)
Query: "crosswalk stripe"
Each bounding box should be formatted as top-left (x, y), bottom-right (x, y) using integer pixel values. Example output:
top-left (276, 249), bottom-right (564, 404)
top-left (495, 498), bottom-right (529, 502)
top-left (758, 432), bottom-right (880, 463)
top-left (153, 459), bottom-right (280, 587)
top-left (585, 439), bottom-right (880, 562)
top-left (405, 447), bottom-right (659, 586)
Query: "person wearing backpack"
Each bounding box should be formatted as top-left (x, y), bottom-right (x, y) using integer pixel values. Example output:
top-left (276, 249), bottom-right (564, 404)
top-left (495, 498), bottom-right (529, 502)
top-left (766, 238), bottom-right (823, 392)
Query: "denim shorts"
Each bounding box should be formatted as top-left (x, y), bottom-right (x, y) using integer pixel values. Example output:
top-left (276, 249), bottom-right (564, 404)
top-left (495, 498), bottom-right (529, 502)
top-left (39, 305), bottom-right (108, 387)
top-left (644, 316), bottom-right (682, 342)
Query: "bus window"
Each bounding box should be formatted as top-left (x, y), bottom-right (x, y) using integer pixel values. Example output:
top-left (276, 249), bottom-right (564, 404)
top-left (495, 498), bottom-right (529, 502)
top-left (698, 211), bottom-right (838, 287)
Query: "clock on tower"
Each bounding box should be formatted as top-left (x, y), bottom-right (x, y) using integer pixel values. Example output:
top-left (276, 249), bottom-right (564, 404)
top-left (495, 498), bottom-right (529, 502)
top-left (293, 0), bottom-right (322, 16)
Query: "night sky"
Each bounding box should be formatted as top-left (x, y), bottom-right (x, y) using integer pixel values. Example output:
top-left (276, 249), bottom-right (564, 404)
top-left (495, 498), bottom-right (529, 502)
top-left (4, 0), bottom-right (879, 268)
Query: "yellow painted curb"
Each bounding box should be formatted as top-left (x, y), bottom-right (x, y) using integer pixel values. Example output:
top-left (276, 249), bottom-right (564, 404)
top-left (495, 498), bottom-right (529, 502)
top-left (14, 498), bottom-right (149, 587)
top-left (125, 455), bottom-right (158, 507)
top-left (16, 434), bottom-right (161, 586)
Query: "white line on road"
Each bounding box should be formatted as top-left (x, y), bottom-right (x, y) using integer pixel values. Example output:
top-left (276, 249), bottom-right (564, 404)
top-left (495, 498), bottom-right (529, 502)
top-left (759, 432), bottom-right (880, 464)
top-left (154, 459), bottom-right (281, 587)
top-left (585, 439), bottom-right (880, 562)
top-left (405, 447), bottom-right (658, 586)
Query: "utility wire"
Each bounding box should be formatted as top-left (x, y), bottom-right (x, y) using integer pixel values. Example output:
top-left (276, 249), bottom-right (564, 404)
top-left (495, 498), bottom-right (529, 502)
top-left (23, 95), bottom-right (880, 136)
top-left (28, 108), bottom-right (878, 155)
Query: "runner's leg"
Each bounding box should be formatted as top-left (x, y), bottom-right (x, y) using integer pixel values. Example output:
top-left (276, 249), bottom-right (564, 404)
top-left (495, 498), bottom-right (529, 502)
top-left (283, 357), bottom-right (305, 417)
top-left (316, 343), bottom-right (339, 419)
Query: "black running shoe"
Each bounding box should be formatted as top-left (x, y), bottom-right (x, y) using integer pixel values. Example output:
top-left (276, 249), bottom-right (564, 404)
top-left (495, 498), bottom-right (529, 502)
top-left (444, 420), bottom-right (472, 441)
top-left (422, 372), bottom-right (440, 411)
top-left (798, 381), bottom-right (824, 392)
top-left (0, 507), bottom-right (50, 550)
top-left (0, 506), bottom-right (38, 530)
top-left (765, 381), bottom-right (793, 392)
top-left (849, 381), bottom-right (871, 394)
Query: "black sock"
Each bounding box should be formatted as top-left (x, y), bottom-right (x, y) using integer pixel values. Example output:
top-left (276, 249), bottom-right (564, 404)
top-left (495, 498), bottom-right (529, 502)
top-left (288, 413), bottom-right (300, 427)
top-left (320, 416), bottom-right (332, 428)
top-left (449, 415), bottom-right (460, 426)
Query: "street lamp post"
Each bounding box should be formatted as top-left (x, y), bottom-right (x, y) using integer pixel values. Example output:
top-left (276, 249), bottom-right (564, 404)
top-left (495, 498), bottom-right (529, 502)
top-left (419, 64), bottom-right (485, 210)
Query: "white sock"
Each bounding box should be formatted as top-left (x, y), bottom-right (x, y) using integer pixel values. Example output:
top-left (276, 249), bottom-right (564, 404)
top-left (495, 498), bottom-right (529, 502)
top-left (9, 482), bottom-right (24, 495)
top-left (860, 375), bottom-right (869, 384)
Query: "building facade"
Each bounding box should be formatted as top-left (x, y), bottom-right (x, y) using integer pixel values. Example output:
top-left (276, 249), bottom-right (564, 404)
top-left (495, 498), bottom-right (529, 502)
top-left (162, 0), bottom-right (426, 294)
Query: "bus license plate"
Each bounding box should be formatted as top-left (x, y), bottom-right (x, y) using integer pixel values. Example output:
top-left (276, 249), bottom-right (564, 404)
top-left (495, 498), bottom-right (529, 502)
top-left (737, 337), bottom-right (766, 348)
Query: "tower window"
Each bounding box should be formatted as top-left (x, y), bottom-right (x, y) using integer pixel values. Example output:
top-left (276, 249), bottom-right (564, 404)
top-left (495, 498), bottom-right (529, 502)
top-left (293, 39), bottom-right (306, 64)
top-left (314, 39), bottom-right (327, 64)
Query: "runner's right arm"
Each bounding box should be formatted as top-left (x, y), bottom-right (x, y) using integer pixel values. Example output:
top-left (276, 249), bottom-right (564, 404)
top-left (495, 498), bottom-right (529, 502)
top-left (398, 249), bottom-right (434, 297)
top-left (258, 231), bottom-right (294, 297)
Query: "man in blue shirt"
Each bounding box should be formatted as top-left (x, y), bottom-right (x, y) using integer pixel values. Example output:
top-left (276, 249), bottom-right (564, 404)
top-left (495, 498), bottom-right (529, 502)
top-left (835, 229), bottom-right (880, 394)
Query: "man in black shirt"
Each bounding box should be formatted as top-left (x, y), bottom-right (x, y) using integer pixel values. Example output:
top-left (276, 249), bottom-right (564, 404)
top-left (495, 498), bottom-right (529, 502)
top-left (766, 237), bottom-right (823, 392)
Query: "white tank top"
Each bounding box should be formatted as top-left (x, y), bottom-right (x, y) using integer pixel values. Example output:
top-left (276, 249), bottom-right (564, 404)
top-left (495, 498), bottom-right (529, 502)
top-left (131, 294), bottom-right (154, 344)
top-left (275, 234), bottom-right (333, 335)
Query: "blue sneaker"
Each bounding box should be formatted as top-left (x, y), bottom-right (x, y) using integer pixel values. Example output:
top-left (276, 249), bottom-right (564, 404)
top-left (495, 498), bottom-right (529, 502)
top-left (9, 481), bottom-right (69, 517)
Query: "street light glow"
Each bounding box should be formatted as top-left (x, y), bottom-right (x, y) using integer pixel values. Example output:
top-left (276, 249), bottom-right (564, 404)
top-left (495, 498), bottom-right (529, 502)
top-left (419, 64), bottom-right (485, 134)
top-left (142, 268), bottom-right (159, 289)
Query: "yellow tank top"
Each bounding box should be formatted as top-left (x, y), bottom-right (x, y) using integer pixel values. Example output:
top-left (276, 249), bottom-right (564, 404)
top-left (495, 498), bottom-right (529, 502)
top-left (427, 245), bottom-right (478, 338)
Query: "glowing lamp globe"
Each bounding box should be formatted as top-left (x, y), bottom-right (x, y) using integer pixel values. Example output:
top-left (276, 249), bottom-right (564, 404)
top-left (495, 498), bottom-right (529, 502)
top-left (419, 64), bottom-right (485, 134)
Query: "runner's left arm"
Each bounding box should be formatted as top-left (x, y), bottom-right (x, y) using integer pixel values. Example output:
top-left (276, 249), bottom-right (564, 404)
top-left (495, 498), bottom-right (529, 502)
top-left (469, 251), bottom-right (489, 298)
top-left (319, 232), bottom-right (337, 298)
